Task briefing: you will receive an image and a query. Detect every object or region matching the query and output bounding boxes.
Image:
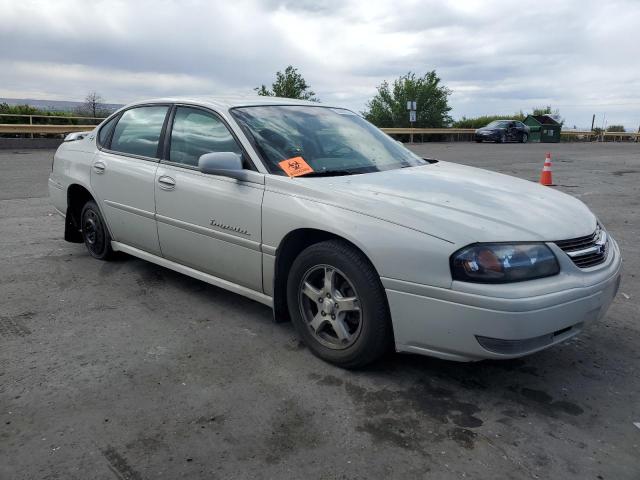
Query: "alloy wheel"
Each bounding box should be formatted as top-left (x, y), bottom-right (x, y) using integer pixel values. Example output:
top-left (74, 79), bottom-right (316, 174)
top-left (298, 264), bottom-right (362, 350)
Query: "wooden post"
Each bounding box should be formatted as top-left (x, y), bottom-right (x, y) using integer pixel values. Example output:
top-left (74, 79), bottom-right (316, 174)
top-left (29, 115), bottom-right (33, 139)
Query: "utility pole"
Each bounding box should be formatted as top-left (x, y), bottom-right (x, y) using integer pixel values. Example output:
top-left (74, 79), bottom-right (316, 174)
top-left (407, 100), bottom-right (417, 143)
top-left (591, 114), bottom-right (595, 131)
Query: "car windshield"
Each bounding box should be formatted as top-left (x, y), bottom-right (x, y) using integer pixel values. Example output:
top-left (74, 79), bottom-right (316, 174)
top-left (486, 121), bottom-right (511, 128)
top-left (231, 105), bottom-right (427, 176)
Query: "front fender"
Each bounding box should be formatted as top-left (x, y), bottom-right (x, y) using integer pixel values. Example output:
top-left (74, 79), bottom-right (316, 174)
top-left (261, 187), bottom-right (455, 289)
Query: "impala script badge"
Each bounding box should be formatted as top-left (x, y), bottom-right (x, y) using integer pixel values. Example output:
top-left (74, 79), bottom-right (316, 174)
top-left (210, 219), bottom-right (250, 236)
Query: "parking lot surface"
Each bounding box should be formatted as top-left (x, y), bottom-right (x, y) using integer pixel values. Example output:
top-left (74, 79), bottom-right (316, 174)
top-left (1, 143), bottom-right (639, 479)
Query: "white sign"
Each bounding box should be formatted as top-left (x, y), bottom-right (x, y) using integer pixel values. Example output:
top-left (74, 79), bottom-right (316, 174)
top-left (406, 100), bottom-right (417, 111)
top-left (409, 110), bottom-right (417, 123)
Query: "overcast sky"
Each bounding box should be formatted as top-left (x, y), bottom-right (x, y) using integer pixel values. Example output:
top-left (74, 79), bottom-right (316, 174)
top-left (1, 0), bottom-right (639, 129)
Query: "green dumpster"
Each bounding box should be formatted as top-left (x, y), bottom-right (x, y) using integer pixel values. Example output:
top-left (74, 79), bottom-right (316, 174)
top-left (523, 115), bottom-right (561, 143)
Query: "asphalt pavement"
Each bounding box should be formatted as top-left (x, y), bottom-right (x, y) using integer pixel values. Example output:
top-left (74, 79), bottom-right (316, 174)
top-left (1, 142), bottom-right (638, 479)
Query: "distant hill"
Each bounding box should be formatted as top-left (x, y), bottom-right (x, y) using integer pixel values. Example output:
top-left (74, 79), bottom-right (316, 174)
top-left (0, 97), bottom-right (123, 113)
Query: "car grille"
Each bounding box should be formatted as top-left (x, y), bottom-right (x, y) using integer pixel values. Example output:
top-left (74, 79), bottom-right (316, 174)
top-left (555, 226), bottom-right (608, 268)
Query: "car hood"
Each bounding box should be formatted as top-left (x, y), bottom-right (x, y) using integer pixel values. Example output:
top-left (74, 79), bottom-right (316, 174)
top-left (288, 161), bottom-right (596, 245)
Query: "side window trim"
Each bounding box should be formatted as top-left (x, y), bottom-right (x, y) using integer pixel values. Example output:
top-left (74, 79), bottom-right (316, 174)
top-left (96, 113), bottom-right (121, 149)
top-left (160, 105), bottom-right (177, 161)
top-left (105, 113), bottom-right (121, 149)
top-left (100, 103), bottom-right (171, 162)
top-left (156, 104), bottom-right (174, 160)
top-left (161, 103), bottom-right (257, 171)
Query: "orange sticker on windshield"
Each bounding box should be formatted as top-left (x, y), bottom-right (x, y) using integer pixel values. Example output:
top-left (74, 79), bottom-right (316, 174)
top-left (278, 157), bottom-right (314, 177)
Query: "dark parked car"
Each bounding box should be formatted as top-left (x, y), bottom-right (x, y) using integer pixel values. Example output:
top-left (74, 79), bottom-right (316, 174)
top-left (475, 120), bottom-right (530, 143)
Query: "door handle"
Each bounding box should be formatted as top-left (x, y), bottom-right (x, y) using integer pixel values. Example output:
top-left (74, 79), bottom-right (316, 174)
top-left (93, 161), bottom-right (106, 174)
top-left (158, 175), bottom-right (176, 190)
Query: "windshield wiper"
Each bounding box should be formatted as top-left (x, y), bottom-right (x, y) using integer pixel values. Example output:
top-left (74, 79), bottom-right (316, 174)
top-left (401, 158), bottom-right (437, 166)
top-left (297, 169), bottom-right (356, 177)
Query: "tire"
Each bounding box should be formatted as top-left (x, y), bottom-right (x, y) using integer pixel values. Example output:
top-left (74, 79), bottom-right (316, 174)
top-left (498, 133), bottom-right (506, 143)
top-left (475, 139), bottom-right (482, 143)
top-left (521, 133), bottom-right (528, 143)
top-left (80, 200), bottom-right (115, 260)
top-left (286, 240), bottom-right (392, 368)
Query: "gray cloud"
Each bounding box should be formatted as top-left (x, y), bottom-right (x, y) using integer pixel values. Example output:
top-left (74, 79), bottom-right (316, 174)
top-left (261, 0), bottom-right (346, 14)
top-left (1, 0), bottom-right (639, 128)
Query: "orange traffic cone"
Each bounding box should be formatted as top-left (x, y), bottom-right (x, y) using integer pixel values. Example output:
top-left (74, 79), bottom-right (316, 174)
top-left (539, 152), bottom-right (554, 186)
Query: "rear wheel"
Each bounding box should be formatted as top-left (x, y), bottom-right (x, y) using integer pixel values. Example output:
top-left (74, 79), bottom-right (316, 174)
top-left (286, 240), bottom-right (392, 368)
top-left (81, 200), bottom-right (114, 260)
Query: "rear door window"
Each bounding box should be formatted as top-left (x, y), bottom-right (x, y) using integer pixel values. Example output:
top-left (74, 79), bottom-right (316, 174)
top-left (110, 106), bottom-right (169, 158)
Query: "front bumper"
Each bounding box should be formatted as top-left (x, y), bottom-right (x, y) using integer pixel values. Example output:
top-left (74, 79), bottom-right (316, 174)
top-left (383, 238), bottom-right (622, 361)
top-left (475, 131), bottom-right (499, 141)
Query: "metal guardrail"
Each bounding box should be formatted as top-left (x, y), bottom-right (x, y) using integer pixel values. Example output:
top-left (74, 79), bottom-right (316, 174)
top-left (601, 131), bottom-right (640, 139)
top-left (0, 113), bottom-right (105, 122)
top-left (0, 113), bottom-right (104, 135)
top-left (1, 120), bottom-right (637, 139)
top-left (380, 127), bottom-right (640, 141)
top-left (381, 127), bottom-right (475, 134)
top-left (561, 130), bottom-right (640, 140)
top-left (0, 124), bottom-right (96, 134)
top-left (381, 128), bottom-right (475, 142)
top-left (560, 130), bottom-right (594, 136)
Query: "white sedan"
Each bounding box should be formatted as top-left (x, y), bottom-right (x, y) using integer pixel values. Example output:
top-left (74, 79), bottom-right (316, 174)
top-left (49, 97), bottom-right (622, 367)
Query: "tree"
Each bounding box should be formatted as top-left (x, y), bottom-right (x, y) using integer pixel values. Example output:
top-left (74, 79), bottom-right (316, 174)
top-left (76, 91), bottom-right (106, 118)
top-left (255, 66), bottom-right (318, 101)
top-left (363, 71), bottom-right (452, 128)
top-left (531, 105), bottom-right (563, 125)
top-left (532, 105), bottom-right (555, 116)
top-left (606, 125), bottom-right (625, 132)
top-left (453, 112), bottom-right (526, 129)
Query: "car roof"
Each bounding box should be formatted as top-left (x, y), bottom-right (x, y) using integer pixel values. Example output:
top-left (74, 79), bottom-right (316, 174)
top-left (121, 96), bottom-right (335, 111)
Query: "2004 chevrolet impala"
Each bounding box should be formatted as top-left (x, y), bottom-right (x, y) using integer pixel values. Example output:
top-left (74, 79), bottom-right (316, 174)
top-left (49, 97), bottom-right (622, 367)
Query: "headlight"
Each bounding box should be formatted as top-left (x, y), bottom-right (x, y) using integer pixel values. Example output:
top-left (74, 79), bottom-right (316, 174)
top-left (451, 243), bottom-right (559, 283)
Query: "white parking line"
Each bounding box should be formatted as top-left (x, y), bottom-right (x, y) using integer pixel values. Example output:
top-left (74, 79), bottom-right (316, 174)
top-left (634, 422), bottom-right (640, 430)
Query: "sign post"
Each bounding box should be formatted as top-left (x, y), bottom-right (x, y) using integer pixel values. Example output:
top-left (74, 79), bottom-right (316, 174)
top-left (407, 100), bottom-right (417, 143)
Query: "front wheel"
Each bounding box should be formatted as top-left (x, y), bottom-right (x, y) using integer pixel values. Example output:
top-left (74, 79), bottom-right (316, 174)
top-left (521, 133), bottom-right (528, 143)
top-left (286, 240), bottom-right (392, 368)
top-left (498, 133), bottom-right (506, 143)
top-left (81, 200), bottom-right (115, 260)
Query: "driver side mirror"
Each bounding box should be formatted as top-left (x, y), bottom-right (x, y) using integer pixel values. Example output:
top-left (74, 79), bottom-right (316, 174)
top-left (198, 152), bottom-right (265, 184)
top-left (199, 152), bottom-right (242, 174)
top-left (198, 152), bottom-right (250, 181)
